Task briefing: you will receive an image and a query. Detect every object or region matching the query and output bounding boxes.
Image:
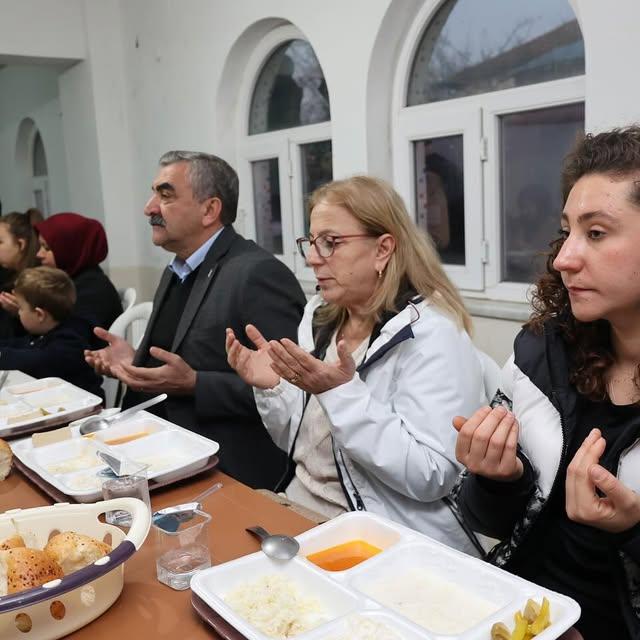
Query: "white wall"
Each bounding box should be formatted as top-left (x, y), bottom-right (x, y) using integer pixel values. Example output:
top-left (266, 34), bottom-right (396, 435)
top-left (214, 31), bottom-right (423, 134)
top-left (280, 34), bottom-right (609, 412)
top-left (572, 0), bottom-right (640, 131)
top-left (58, 61), bottom-right (104, 223)
top-left (66, 1), bottom-right (149, 293)
top-left (0, 0), bottom-right (85, 63)
top-left (76, 0), bottom-right (640, 360)
top-left (0, 65), bottom-right (71, 213)
top-left (0, 1), bottom-right (152, 293)
top-left (473, 317), bottom-right (521, 368)
top-left (118, 0), bottom-right (393, 247)
top-left (1, 0), bottom-right (640, 363)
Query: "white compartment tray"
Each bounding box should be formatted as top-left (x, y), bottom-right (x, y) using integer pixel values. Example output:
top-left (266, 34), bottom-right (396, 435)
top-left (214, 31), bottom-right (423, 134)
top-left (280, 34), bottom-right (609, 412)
top-left (191, 511), bottom-right (580, 640)
top-left (0, 377), bottom-right (102, 438)
top-left (10, 411), bottom-right (220, 502)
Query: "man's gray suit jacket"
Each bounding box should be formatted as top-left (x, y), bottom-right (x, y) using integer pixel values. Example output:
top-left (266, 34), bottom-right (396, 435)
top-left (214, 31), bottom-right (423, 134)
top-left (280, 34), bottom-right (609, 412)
top-left (125, 225), bottom-right (306, 488)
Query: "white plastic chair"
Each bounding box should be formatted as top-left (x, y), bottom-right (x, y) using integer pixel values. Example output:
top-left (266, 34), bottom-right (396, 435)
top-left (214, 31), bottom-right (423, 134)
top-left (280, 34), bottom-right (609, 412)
top-left (119, 287), bottom-right (137, 312)
top-left (467, 348), bottom-right (505, 554)
top-left (102, 302), bottom-right (153, 408)
top-left (109, 301), bottom-right (152, 350)
top-left (476, 348), bottom-right (501, 404)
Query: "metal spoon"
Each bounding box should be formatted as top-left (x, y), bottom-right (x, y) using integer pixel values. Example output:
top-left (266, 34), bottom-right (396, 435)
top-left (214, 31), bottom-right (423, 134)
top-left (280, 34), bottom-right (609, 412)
top-left (153, 482), bottom-right (224, 532)
top-left (80, 393), bottom-right (168, 435)
top-left (246, 525), bottom-right (300, 561)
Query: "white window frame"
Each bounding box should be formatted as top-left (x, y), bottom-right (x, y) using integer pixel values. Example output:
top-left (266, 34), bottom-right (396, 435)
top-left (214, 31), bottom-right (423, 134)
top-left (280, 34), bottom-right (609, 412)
top-left (482, 76), bottom-right (585, 302)
top-left (236, 25), bottom-right (332, 280)
top-left (395, 99), bottom-right (485, 290)
top-left (287, 125), bottom-right (333, 279)
top-left (238, 135), bottom-right (294, 268)
top-left (392, 0), bottom-right (585, 307)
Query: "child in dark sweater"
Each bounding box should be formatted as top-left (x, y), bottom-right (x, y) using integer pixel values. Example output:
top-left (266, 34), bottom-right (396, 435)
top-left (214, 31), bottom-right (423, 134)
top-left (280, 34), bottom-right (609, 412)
top-left (0, 267), bottom-right (103, 396)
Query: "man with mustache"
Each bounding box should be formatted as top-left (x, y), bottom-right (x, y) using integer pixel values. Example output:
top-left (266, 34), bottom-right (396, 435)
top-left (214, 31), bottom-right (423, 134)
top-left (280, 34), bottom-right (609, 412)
top-left (85, 151), bottom-right (306, 488)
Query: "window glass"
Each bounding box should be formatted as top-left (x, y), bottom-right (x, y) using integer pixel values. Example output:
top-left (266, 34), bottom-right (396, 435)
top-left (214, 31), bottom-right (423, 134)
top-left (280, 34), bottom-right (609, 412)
top-left (32, 132), bottom-right (48, 177)
top-left (300, 140), bottom-right (333, 235)
top-left (407, 0), bottom-right (584, 105)
top-left (500, 102), bottom-right (585, 283)
top-left (250, 40), bottom-right (330, 134)
top-left (252, 158), bottom-right (283, 254)
top-left (414, 136), bottom-right (465, 265)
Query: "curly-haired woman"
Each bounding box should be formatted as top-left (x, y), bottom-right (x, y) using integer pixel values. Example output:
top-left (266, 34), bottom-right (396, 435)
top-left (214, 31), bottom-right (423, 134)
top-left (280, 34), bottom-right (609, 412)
top-left (454, 126), bottom-right (640, 640)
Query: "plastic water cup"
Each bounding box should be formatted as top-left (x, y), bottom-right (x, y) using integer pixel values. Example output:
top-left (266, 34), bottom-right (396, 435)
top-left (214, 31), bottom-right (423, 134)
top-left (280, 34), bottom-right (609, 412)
top-left (153, 509), bottom-right (212, 590)
top-left (101, 464), bottom-right (151, 527)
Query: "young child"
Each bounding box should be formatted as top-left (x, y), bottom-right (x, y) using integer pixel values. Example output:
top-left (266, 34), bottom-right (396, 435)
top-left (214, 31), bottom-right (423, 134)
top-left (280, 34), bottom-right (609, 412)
top-left (0, 267), bottom-right (103, 396)
top-left (0, 212), bottom-right (39, 339)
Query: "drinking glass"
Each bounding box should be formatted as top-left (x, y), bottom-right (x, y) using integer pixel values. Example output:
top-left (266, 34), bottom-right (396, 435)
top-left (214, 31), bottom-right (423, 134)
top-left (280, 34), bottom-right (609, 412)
top-left (101, 464), bottom-right (151, 527)
top-left (153, 509), bottom-right (212, 590)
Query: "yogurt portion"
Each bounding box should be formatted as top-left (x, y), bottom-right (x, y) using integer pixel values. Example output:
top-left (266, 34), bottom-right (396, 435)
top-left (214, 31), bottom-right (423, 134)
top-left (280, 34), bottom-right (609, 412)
top-left (360, 567), bottom-right (500, 634)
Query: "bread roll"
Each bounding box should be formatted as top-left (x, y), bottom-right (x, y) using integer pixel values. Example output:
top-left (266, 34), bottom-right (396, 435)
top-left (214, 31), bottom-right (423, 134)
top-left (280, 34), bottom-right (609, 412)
top-left (0, 548), bottom-right (64, 595)
top-left (0, 534), bottom-right (25, 550)
top-left (0, 438), bottom-right (12, 480)
top-left (44, 532), bottom-right (111, 575)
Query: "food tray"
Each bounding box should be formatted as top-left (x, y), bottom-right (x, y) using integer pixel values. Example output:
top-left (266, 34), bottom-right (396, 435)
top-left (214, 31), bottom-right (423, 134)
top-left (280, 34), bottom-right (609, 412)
top-left (0, 377), bottom-right (102, 439)
top-left (0, 498), bottom-right (150, 640)
top-left (13, 453), bottom-right (220, 503)
top-left (191, 512), bottom-right (580, 640)
top-left (192, 592), bottom-right (246, 640)
top-left (10, 411), bottom-right (220, 502)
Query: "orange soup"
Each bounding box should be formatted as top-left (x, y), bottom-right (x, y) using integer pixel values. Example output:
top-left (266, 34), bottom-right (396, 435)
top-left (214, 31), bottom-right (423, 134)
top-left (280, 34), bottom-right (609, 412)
top-left (103, 431), bottom-right (149, 446)
top-left (306, 540), bottom-right (382, 571)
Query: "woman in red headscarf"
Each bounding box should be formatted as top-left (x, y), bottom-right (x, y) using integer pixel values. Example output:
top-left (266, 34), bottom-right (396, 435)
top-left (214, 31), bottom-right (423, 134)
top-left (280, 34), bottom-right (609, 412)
top-left (35, 213), bottom-right (123, 340)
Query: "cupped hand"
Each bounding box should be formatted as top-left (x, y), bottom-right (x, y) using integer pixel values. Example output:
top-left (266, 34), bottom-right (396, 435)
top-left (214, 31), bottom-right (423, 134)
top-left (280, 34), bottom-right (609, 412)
top-left (566, 428), bottom-right (640, 533)
top-left (112, 347), bottom-right (196, 395)
top-left (226, 325), bottom-right (280, 389)
top-left (84, 326), bottom-right (135, 377)
top-left (268, 337), bottom-right (356, 394)
top-left (453, 405), bottom-right (523, 482)
top-left (0, 291), bottom-right (19, 316)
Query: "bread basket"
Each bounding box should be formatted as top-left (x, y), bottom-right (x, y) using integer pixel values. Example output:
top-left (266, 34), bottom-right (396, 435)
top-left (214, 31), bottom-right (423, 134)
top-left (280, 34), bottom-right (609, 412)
top-left (0, 498), bottom-right (150, 639)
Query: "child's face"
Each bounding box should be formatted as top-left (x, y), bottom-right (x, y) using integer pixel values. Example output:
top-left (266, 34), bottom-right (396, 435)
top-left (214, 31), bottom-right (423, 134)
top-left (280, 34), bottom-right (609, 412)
top-left (15, 293), bottom-right (44, 334)
top-left (0, 223), bottom-right (24, 270)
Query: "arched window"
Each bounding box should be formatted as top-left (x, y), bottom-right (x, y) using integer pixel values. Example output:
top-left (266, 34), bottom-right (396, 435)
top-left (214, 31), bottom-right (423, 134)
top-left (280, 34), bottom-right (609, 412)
top-left (239, 27), bottom-right (332, 276)
top-left (31, 131), bottom-right (50, 215)
top-left (395, 0), bottom-right (584, 298)
top-left (32, 131), bottom-right (48, 177)
top-left (16, 119), bottom-right (51, 216)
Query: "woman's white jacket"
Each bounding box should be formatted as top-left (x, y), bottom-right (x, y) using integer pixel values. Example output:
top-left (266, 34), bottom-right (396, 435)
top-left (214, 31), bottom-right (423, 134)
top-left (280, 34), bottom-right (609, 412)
top-left (254, 295), bottom-right (488, 555)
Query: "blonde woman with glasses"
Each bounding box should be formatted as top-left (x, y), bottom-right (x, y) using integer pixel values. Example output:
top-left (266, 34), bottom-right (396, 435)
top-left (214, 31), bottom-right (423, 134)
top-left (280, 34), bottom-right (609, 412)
top-left (227, 175), bottom-right (491, 554)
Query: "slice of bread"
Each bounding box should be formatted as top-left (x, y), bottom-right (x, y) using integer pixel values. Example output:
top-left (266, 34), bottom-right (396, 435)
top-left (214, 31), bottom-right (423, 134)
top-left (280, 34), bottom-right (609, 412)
top-left (0, 438), bottom-right (12, 480)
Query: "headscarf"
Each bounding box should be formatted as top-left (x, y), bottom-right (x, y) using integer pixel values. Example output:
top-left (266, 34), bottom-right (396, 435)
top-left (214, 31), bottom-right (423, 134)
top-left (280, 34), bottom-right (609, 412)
top-left (34, 212), bottom-right (108, 277)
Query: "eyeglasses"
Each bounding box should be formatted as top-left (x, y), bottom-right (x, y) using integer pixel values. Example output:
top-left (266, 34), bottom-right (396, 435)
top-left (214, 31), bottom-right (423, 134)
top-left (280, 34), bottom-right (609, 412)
top-left (296, 234), bottom-right (374, 259)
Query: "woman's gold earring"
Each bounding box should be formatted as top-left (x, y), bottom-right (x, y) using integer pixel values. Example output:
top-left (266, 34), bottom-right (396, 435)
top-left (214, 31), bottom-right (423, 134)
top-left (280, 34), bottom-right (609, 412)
top-left (377, 269), bottom-right (383, 279)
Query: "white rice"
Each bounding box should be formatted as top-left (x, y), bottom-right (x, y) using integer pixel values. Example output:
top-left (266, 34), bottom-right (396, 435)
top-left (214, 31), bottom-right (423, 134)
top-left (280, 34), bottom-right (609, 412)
top-left (224, 573), bottom-right (329, 638)
top-left (324, 615), bottom-right (404, 640)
